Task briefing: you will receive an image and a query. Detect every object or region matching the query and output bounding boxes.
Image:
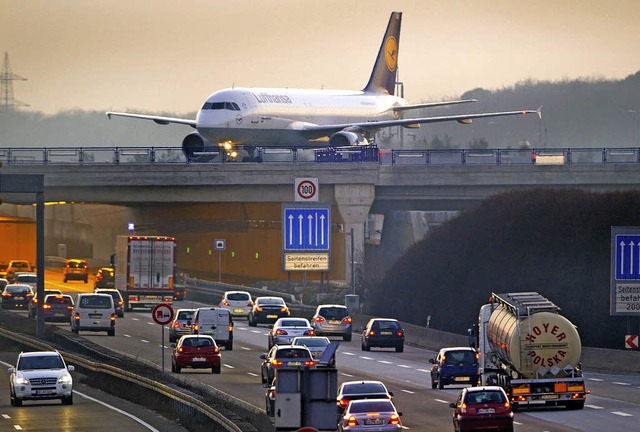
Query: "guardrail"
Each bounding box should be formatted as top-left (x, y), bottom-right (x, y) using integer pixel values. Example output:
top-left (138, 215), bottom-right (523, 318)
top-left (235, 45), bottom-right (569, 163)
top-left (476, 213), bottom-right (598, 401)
top-left (2, 146), bottom-right (640, 166)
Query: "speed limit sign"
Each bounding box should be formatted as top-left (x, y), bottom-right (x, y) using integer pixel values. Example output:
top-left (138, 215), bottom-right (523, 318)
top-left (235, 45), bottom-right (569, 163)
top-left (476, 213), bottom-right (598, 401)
top-left (295, 178), bottom-right (319, 202)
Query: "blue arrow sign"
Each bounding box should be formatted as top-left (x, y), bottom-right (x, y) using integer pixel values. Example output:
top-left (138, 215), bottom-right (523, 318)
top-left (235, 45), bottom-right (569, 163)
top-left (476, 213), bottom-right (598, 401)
top-left (283, 207), bottom-right (330, 251)
top-left (616, 234), bottom-right (640, 280)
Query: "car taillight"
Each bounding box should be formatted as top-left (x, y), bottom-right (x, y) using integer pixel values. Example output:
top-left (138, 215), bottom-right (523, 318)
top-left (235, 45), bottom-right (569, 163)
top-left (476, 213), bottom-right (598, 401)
top-left (228, 325), bottom-right (233, 332)
top-left (74, 313), bottom-right (80, 321)
top-left (303, 330), bottom-right (315, 336)
top-left (194, 324), bottom-right (199, 331)
top-left (276, 329), bottom-right (288, 335)
top-left (222, 300), bottom-right (230, 306)
top-left (256, 306), bottom-right (263, 312)
top-left (248, 301), bottom-right (254, 306)
top-left (164, 296), bottom-right (173, 302)
top-left (460, 402), bottom-right (467, 413)
top-left (110, 313), bottom-right (116, 321)
top-left (342, 316), bottom-right (352, 324)
top-left (396, 331), bottom-right (403, 337)
top-left (304, 360), bottom-right (315, 367)
top-left (389, 413), bottom-right (400, 425)
top-left (118, 301), bottom-right (124, 306)
top-left (130, 296), bottom-right (139, 301)
top-left (213, 347), bottom-right (219, 354)
top-left (271, 359), bottom-right (283, 367)
top-left (339, 399), bottom-right (350, 408)
top-left (346, 416), bottom-right (358, 427)
top-left (2, 292), bottom-right (12, 297)
top-left (96, 276), bottom-right (103, 281)
top-left (369, 330), bottom-right (376, 336)
top-left (67, 306), bottom-right (74, 310)
top-left (178, 347), bottom-right (184, 353)
top-left (315, 316), bottom-right (325, 323)
top-left (172, 321), bottom-right (180, 328)
top-left (280, 307), bottom-right (288, 313)
top-left (42, 304), bottom-right (52, 310)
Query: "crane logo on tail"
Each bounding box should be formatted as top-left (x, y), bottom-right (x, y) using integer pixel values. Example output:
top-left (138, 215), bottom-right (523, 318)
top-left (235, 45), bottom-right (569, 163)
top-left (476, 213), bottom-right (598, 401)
top-left (384, 37), bottom-right (398, 71)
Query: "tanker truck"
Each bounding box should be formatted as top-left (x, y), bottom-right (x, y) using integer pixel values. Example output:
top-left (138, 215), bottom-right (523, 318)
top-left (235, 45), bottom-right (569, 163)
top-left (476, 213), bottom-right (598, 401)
top-left (472, 292), bottom-right (587, 410)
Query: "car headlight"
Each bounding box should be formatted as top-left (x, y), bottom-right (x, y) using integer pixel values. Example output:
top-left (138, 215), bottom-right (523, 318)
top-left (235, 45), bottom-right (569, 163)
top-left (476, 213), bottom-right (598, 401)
top-left (58, 375), bottom-right (72, 384)
top-left (16, 377), bottom-right (29, 385)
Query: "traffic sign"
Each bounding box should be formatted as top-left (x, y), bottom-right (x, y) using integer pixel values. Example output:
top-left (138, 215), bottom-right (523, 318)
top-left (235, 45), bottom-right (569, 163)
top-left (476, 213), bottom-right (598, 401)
top-left (615, 234), bottom-right (640, 280)
top-left (283, 207), bottom-right (330, 251)
top-left (611, 227), bottom-right (640, 316)
top-left (214, 239), bottom-right (226, 250)
top-left (295, 178), bottom-right (319, 202)
top-left (625, 334), bottom-right (638, 350)
top-left (152, 303), bottom-right (174, 325)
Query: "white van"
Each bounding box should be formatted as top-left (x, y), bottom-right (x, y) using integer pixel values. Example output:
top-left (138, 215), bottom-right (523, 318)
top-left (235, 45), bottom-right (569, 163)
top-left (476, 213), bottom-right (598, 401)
top-left (71, 293), bottom-right (116, 336)
top-left (191, 307), bottom-right (233, 350)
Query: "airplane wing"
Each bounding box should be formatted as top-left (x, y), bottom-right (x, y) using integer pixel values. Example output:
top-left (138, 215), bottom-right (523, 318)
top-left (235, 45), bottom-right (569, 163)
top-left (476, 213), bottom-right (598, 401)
top-left (106, 112), bottom-right (197, 128)
top-left (299, 107), bottom-right (542, 140)
top-left (393, 99), bottom-right (477, 113)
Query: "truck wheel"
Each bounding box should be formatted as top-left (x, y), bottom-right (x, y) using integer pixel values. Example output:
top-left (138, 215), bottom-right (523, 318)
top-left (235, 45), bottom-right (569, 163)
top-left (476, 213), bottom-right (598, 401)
top-left (565, 400), bottom-right (585, 410)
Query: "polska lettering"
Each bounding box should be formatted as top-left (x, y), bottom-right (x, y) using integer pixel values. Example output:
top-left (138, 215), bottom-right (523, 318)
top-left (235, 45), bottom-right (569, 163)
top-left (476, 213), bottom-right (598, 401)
top-left (525, 322), bottom-right (568, 367)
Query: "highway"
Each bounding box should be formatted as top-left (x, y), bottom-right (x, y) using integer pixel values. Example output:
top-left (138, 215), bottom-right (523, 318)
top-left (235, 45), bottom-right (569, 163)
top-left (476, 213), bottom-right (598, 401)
top-left (3, 272), bottom-right (640, 431)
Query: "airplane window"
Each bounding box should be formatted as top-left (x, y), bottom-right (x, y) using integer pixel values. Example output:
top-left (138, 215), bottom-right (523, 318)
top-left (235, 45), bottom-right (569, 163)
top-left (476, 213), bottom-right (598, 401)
top-left (232, 102), bottom-right (240, 111)
top-left (202, 102), bottom-right (226, 110)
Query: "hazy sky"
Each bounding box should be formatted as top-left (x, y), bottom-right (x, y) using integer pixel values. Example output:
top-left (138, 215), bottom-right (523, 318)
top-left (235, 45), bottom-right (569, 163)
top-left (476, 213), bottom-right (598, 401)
top-left (2, 0), bottom-right (639, 115)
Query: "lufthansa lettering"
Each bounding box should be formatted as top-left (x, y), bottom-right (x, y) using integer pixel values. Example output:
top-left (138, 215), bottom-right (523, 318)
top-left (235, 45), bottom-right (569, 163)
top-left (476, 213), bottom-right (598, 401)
top-left (253, 92), bottom-right (293, 104)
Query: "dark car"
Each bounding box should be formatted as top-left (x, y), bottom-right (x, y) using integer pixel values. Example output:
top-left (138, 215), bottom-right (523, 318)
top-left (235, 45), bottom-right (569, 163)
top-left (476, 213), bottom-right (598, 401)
top-left (171, 334), bottom-right (221, 374)
top-left (311, 304), bottom-right (353, 341)
top-left (1, 284), bottom-right (34, 309)
top-left (173, 285), bottom-right (187, 301)
top-left (260, 345), bottom-right (315, 384)
top-left (94, 288), bottom-right (125, 318)
top-left (430, 347), bottom-right (479, 389)
top-left (63, 259), bottom-right (88, 283)
top-left (42, 294), bottom-right (75, 322)
top-left (449, 386), bottom-right (513, 432)
top-left (28, 289), bottom-right (64, 318)
top-left (361, 318), bottom-right (405, 352)
top-left (94, 267), bottom-right (115, 289)
top-left (336, 380), bottom-right (394, 416)
top-left (248, 296), bottom-right (290, 327)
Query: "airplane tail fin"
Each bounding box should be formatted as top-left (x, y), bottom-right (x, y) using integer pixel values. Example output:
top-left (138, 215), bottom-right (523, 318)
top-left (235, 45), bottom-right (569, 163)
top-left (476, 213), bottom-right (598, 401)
top-left (363, 11), bottom-right (402, 95)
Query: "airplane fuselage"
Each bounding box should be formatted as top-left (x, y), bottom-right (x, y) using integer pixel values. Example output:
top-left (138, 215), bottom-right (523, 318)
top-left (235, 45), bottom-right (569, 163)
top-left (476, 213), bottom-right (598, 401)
top-left (196, 88), bottom-right (406, 147)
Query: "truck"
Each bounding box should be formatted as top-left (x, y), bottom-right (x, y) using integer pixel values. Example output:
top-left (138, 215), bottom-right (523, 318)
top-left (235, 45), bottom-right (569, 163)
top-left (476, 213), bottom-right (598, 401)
top-left (0, 217), bottom-right (36, 279)
top-left (471, 292), bottom-right (587, 410)
top-left (114, 235), bottom-right (176, 311)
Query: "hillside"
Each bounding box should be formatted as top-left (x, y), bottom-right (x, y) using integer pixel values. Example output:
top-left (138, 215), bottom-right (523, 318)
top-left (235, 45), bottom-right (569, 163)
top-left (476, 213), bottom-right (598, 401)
top-left (365, 189), bottom-right (640, 349)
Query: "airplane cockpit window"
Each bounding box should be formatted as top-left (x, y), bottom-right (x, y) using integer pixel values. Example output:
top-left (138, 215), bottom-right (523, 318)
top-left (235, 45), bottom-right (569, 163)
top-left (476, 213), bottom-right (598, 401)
top-left (202, 102), bottom-right (241, 111)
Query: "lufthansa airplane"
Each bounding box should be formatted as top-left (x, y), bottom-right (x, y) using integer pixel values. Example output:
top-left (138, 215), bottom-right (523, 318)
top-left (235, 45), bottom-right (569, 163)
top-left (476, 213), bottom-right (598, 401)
top-left (107, 11), bottom-right (540, 161)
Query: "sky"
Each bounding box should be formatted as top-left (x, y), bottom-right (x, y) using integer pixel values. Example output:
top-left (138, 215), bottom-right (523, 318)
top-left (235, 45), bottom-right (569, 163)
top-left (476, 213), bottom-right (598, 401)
top-left (2, 0), bottom-right (639, 115)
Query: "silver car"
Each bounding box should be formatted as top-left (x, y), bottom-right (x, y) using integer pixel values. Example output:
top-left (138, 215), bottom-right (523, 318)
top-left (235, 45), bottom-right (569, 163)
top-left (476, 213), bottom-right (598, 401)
top-left (311, 304), bottom-right (353, 341)
top-left (169, 308), bottom-right (196, 342)
top-left (338, 399), bottom-right (403, 431)
top-left (291, 336), bottom-right (331, 360)
top-left (268, 318), bottom-right (314, 349)
top-left (219, 290), bottom-right (253, 317)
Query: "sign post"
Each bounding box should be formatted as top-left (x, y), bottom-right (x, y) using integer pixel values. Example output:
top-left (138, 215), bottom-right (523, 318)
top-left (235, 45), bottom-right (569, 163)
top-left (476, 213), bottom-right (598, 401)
top-left (152, 303), bottom-right (174, 373)
top-left (214, 239), bottom-right (226, 282)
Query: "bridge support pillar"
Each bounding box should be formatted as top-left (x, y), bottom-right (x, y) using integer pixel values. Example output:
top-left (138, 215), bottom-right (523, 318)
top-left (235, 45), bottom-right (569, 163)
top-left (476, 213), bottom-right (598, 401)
top-left (334, 184), bottom-right (375, 294)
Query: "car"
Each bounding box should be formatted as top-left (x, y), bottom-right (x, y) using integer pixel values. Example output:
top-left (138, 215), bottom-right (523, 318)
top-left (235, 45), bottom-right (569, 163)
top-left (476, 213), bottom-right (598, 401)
top-left (0, 277), bottom-right (8, 291)
top-left (336, 380), bottom-right (395, 416)
top-left (1, 283), bottom-right (34, 310)
top-left (169, 308), bottom-right (196, 342)
top-left (219, 290), bottom-right (253, 317)
top-left (248, 296), bottom-right (290, 327)
top-left (14, 272), bottom-right (38, 289)
top-left (260, 344), bottom-right (315, 384)
top-left (338, 399), bottom-right (403, 431)
top-left (94, 267), bottom-right (115, 289)
top-left (191, 307), bottom-right (234, 350)
top-left (449, 386), bottom-right (514, 432)
top-left (0, 264), bottom-right (7, 279)
top-left (291, 336), bottom-right (331, 360)
top-left (311, 304), bottom-right (353, 341)
top-left (173, 285), bottom-right (187, 301)
top-left (5, 260), bottom-right (32, 282)
top-left (94, 288), bottom-right (125, 317)
top-left (41, 294), bottom-right (75, 322)
top-left (171, 334), bottom-right (222, 374)
top-left (268, 317), bottom-right (315, 349)
top-left (8, 350), bottom-right (74, 406)
top-left (71, 293), bottom-right (116, 336)
top-left (28, 288), bottom-right (63, 318)
top-left (430, 347), bottom-right (479, 389)
top-left (265, 377), bottom-right (276, 417)
top-left (63, 258), bottom-right (89, 283)
top-left (361, 318), bottom-right (405, 352)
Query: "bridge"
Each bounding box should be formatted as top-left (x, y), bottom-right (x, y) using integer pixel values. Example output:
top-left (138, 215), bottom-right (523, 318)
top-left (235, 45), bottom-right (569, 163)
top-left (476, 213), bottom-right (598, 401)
top-left (2, 146), bottom-right (640, 284)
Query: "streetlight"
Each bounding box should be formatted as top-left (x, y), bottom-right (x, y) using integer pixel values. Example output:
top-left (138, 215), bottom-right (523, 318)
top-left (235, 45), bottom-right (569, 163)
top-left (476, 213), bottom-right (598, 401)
top-left (628, 110), bottom-right (638, 147)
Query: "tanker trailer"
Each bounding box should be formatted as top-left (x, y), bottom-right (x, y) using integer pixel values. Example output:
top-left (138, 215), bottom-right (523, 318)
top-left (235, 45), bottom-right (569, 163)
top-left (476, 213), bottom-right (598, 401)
top-left (475, 292), bottom-right (587, 410)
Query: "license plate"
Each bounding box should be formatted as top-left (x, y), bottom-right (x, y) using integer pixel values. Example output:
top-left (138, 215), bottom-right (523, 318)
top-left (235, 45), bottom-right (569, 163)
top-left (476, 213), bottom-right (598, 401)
top-left (192, 357), bottom-right (206, 362)
top-left (89, 314), bottom-right (102, 318)
top-left (34, 390), bottom-right (55, 395)
top-left (477, 408), bottom-right (495, 414)
top-left (329, 320), bottom-right (340, 324)
top-left (542, 394), bottom-right (558, 400)
top-left (15, 296), bottom-right (24, 300)
top-left (267, 314), bottom-right (278, 318)
top-left (287, 361), bottom-right (301, 366)
top-left (380, 331), bottom-right (392, 335)
top-left (234, 309), bottom-right (244, 313)
top-left (454, 376), bottom-right (470, 381)
top-left (364, 418), bottom-right (383, 425)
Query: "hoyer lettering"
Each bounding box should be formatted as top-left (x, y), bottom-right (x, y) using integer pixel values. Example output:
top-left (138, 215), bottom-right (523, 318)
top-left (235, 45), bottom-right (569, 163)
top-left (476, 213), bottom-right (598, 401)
top-left (524, 323), bottom-right (566, 343)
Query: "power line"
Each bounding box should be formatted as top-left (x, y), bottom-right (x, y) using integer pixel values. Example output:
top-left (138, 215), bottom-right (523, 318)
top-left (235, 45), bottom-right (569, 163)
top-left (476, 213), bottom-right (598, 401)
top-left (1, 52), bottom-right (29, 110)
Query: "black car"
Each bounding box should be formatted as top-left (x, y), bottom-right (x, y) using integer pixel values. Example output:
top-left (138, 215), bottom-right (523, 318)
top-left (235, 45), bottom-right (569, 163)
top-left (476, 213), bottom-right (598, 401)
top-left (248, 296), bottom-right (290, 327)
top-left (1, 284), bottom-right (34, 310)
top-left (94, 267), bottom-right (115, 289)
top-left (42, 294), bottom-right (75, 322)
top-left (361, 318), bottom-right (405, 352)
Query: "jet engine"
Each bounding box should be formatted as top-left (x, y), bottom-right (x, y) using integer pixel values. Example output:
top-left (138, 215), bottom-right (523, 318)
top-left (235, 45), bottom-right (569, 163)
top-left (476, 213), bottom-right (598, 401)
top-left (327, 129), bottom-right (369, 147)
top-left (181, 132), bottom-right (219, 163)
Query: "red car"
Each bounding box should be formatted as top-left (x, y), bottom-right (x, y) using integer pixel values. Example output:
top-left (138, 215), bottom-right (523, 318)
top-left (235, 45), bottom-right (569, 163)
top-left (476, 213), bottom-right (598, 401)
top-left (171, 335), bottom-right (221, 374)
top-left (449, 386), bottom-right (514, 432)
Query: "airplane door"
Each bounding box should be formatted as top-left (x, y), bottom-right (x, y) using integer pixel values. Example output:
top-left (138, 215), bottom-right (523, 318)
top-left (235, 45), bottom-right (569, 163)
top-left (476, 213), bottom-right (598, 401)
top-left (242, 93), bottom-right (259, 124)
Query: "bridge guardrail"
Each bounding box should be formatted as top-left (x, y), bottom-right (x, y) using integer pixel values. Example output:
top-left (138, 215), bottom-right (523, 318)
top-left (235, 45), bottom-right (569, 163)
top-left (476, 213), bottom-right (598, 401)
top-left (2, 146), bottom-right (640, 166)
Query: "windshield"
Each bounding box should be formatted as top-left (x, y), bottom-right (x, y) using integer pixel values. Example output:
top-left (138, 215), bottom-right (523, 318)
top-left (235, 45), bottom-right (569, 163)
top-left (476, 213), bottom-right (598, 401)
top-left (343, 382), bottom-right (388, 395)
top-left (294, 338), bottom-right (328, 347)
top-left (349, 400), bottom-right (394, 413)
top-left (318, 307), bottom-right (348, 320)
top-left (259, 298), bottom-right (285, 306)
top-left (79, 295), bottom-right (112, 309)
top-left (227, 292), bottom-right (250, 301)
top-left (18, 354), bottom-right (65, 370)
top-left (444, 350), bottom-right (477, 366)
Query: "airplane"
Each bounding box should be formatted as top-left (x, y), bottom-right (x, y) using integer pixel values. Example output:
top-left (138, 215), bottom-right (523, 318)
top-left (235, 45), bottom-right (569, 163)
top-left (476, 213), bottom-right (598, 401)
top-left (107, 11), bottom-right (540, 162)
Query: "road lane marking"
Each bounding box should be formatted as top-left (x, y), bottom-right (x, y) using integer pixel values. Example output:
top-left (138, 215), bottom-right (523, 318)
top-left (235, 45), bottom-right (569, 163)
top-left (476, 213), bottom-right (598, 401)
top-left (586, 404), bottom-right (604, 409)
top-left (612, 411), bottom-right (633, 416)
top-left (416, 368), bottom-right (429, 373)
top-left (141, 340), bottom-right (150, 343)
top-left (434, 399), bottom-right (449, 404)
top-left (124, 334), bottom-right (132, 338)
top-left (223, 364), bottom-right (234, 369)
top-left (13, 426), bottom-right (22, 430)
top-left (75, 390), bottom-right (160, 431)
top-left (250, 330), bottom-right (262, 334)
top-left (612, 382), bottom-right (631, 386)
top-left (131, 317), bottom-right (139, 321)
top-left (2, 414), bottom-right (10, 419)
top-left (587, 378), bottom-right (604, 381)
top-left (147, 322), bottom-right (154, 326)
top-left (241, 347), bottom-right (252, 350)
top-left (514, 421), bottom-right (523, 425)
top-left (359, 356), bottom-right (373, 360)
top-left (397, 364), bottom-right (411, 368)
top-left (400, 389), bottom-right (415, 394)
top-left (342, 352), bottom-right (355, 356)
top-left (341, 373), bottom-right (354, 377)
top-left (247, 372), bottom-right (259, 377)
top-left (378, 360), bottom-right (392, 364)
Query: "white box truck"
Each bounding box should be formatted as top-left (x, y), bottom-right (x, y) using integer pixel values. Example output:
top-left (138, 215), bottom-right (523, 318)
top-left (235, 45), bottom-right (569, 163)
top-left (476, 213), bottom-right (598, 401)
top-left (114, 235), bottom-right (176, 311)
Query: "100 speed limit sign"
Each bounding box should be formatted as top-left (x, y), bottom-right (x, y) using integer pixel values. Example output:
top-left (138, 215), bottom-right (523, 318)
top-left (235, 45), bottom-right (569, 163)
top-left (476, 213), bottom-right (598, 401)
top-left (295, 178), bottom-right (319, 202)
